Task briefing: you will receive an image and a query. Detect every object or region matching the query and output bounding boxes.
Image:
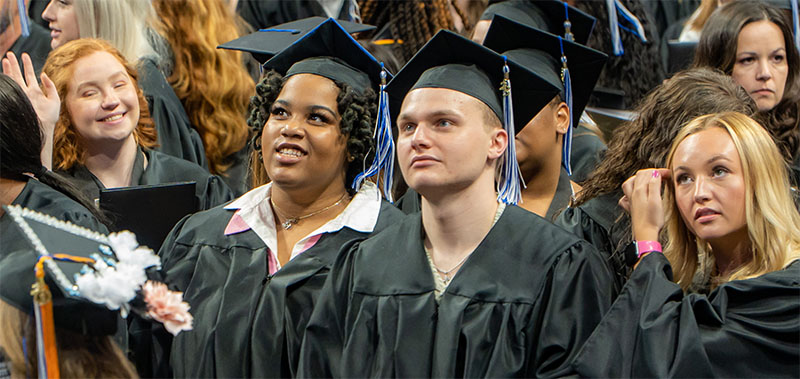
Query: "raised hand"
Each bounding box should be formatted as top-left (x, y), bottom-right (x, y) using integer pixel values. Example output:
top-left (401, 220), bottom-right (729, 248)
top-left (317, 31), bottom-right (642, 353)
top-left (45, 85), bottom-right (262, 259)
top-left (619, 168), bottom-right (671, 242)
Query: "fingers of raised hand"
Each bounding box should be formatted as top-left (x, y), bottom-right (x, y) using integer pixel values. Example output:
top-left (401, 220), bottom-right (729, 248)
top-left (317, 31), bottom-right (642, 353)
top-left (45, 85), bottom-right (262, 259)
top-left (2, 52), bottom-right (25, 85)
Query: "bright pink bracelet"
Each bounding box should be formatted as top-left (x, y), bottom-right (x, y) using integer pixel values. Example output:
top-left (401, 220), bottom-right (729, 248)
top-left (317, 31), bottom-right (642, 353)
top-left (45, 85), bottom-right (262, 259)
top-left (636, 240), bottom-right (662, 258)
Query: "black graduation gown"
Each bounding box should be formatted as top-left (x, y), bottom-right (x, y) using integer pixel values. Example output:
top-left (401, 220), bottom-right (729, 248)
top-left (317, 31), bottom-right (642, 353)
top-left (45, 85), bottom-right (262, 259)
top-left (569, 124), bottom-right (606, 184)
top-left (137, 57), bottom-right (207, 168)
top-left (8, 19), bottom-right (51, 76)
top-left (158, 200), bottom-right (403, 378)
top-left (571, 253), bottom-right (800, 377)
top-left (298, 205), bottom-right (617, 377)
top-left (60, 148), bottom-right (233, 211)
top-left (554, 190), bottom-right (629, 292)
top-left (237, 0), bottom-right (352, 30)
top-left (1, 178), bottom-right (108, 258)
top-left (397, 169), bottom-right (573, 221)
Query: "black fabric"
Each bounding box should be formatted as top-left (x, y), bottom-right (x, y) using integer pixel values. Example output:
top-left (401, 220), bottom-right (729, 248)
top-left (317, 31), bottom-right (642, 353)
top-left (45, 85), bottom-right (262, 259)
top-left (572, 253), bottom-right (800, 377)
top-left (554, 190), bottom-right (629, 292)
top-left (545, 167), bottom-right (572, 221)
top-left (481, 0), bottom-right (596, 45)
top-left (147, 199), bottom-right (403, 378)
top-left (236, 0), bottom-right (344, 31)
top-left (8, 19), bottom-right (51, 76)
top-left (298, 205), bottom-right (617, 377)
top-left (569, 124), bottom-right (607, 183)
top-left (248, 202), bottom-right (405, 378)
top-left (60, 149), bottom-right (233, 214)
top-left (136, 57), bottom-right (207, 168)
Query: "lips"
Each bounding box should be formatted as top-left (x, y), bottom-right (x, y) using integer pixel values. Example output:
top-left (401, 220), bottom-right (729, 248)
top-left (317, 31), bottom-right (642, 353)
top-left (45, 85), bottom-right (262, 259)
top-left (274, 142), bottom-right (307, 163)
top-left (410, 155), bottom-right (439, 167)
top-left (98, 112), bottom-right (125, 123)
top-left (694, 207), bottom-right (720, 222)
top-left (752, 88), bottom-right (774, 95)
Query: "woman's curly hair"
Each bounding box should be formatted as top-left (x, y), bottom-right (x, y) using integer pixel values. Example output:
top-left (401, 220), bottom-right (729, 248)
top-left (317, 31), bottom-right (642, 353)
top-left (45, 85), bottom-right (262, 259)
top-left (246, 70), bottom-right (377, 193)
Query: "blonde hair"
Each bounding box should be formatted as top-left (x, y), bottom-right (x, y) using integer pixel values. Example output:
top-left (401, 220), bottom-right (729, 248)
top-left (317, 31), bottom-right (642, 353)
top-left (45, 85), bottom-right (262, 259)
top-left (663, 112), bottom-right (800, 290)
top-left (0, 299), bottom-right (137, 378)
top-left (73, 0), bottom-right (162, 63)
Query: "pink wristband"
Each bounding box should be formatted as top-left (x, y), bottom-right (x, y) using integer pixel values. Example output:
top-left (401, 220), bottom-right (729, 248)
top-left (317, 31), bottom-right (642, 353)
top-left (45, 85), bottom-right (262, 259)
top-left (636, 240), bottom-right (662, 258)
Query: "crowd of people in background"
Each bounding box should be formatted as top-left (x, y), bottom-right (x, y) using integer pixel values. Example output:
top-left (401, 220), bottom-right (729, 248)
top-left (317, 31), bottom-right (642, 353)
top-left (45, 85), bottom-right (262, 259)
top-left (1, 0), bottom-right (798, 377)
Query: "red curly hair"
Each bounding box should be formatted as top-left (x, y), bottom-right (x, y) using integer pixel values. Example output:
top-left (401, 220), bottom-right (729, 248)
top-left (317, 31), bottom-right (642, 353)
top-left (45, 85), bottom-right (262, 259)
top-left (43, 38), bottom-right (157, 171)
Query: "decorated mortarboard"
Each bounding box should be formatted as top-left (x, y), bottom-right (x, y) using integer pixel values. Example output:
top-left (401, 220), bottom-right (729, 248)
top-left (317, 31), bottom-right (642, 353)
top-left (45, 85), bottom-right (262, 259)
top-left (0, 206), bottom-right (193, 378)
top-left (483, 15), bottom-right (607, 176)
top-left (480, 0), bottom-right (596, 45)
top-left (385, 30), bottom-right (560, 204)
top-left (217, 16), bottom-right (375, 63)
top-left (262, 18), bottom-right (396, 201)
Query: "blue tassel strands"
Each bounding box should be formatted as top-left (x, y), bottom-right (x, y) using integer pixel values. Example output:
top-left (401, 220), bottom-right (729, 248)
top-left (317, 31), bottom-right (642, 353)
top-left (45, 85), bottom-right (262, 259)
top-left (351, 64), bottom-right (396, 202)
top-left (17, 0), bottom-right (30, 37)
top-left (496, 57), bottom-right (523, 205)
top-left (559, 37), bottom-right (574, 176)
top-left (606, 0), bottom-right (647, 56)
top-left (792, 0), bottom-right (800, 51)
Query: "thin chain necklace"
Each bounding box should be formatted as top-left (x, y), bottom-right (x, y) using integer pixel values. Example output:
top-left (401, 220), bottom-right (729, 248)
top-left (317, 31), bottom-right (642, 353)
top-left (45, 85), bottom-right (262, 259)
top-left (270, 192), bottom-right (348, 230)
top-left (433, 252), bottom-right (472, 285)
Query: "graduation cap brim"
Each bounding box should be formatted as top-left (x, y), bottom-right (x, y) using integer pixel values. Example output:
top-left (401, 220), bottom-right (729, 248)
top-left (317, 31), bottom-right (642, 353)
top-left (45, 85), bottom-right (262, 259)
top-left (386, 30), bottom-right (560, 135)
top-left (263, 18), bottom-right (385, 94)
top-left (217, 16), bottom-right (375, 63)
top-left (0, 206), bottom-right (118, 335)
top-left (484, 15), bottom-right (607, 125)
top-left (481, 0), bottom-right (596, 45)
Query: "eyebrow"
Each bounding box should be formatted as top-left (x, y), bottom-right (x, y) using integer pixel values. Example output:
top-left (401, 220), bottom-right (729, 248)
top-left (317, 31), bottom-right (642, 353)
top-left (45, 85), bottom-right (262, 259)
top-left (737, 47), bottom-right (786, 56)
top-left (74, 71), bottom-right (127, 91)
top-left (674, 154), bottom-right (732, 171)
top-left (273, 100), bottom-right (338, 117)
top-left (397, 109), bottom-right (461, 123)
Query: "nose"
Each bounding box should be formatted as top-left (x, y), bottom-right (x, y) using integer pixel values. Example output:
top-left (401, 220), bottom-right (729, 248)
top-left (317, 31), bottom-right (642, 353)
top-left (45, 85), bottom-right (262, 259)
top-left (410, 124), bottom-right (431, 150)
top-left (279, 118), bottom-right (305, 138)
top-left (693, 176), bottom-right (712, 203)
top-left (101, 91), bottom-right (120, 110)
top-left (756, 59), bottom-right (773, 82)
top-left (42, 0), bottom-right (55, 22)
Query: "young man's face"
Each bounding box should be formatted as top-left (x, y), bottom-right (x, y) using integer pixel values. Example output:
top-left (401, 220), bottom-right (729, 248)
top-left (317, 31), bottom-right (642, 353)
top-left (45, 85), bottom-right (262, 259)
top-left (395, 87), bottom-right (506, 198)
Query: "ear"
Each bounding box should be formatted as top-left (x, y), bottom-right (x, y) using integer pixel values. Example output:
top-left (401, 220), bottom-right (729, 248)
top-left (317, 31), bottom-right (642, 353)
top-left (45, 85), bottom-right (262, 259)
top-left (487, 127), bottom-right (508, 161)
top-left (554, 102), bottom-right (571, 136)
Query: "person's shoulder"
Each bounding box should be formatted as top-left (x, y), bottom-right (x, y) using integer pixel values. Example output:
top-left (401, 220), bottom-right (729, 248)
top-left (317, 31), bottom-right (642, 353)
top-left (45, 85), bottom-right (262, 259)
top-left (166, 202), bottom-right (252, 247)
top-left (146, 150), bottom-right (214, 179)
top-left (502, 205), bottom-right (601, 258)
top-left (16, 179), bottom-right (107, 233)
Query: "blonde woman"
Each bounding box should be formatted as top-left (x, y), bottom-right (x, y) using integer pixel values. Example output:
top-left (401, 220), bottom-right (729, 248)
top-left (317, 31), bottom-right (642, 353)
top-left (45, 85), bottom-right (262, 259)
top-left (572, 112), bottom-right (800, 377)
top-left (41, 0), bottom-right (207, 167)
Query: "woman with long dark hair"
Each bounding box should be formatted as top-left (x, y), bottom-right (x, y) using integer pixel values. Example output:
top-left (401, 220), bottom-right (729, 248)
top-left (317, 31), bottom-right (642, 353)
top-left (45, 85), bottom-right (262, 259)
top-left (693, 0), bottom-right (800, 181)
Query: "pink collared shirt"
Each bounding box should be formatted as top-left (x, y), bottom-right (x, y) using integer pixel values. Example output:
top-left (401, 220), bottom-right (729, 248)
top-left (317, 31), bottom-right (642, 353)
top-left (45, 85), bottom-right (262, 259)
top-left (223, 182), bottom-right (382, 274)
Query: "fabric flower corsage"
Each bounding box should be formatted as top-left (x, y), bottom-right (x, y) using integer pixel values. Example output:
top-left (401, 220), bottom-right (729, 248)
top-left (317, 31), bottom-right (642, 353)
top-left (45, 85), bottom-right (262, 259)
top-left (142, 280), bottom-right (193, 336)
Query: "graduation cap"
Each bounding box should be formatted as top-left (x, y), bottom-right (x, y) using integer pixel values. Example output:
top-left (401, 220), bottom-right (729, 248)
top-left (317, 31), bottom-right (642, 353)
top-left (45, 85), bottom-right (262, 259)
top-left (217, 16), bottom-right (375, 63)
top-left (385, 30), bottom-right (560, 204)
top-left (0, 205), bottom-right (192, 377)
top-left (262, 18), bottom-right (396, 201)
top-left (480, 0), bottom-right (596, 44)
top-left (483, 15), bottom-right (607, 176)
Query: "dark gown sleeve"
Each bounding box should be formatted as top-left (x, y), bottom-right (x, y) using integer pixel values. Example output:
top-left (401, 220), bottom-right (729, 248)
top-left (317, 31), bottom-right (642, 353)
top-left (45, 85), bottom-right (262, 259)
top-left (137, 58), bottom-right (207, 168)
top-left (395, 187), bottom-right (421, 214)
top-left (296, 239), bottom-right (362, 378)
top-left (571, 253), bottom-right (800, 378)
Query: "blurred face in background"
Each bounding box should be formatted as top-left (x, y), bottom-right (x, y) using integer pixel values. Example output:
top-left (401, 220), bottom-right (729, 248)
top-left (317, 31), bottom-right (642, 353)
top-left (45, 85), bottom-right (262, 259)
top-left (42, 0), bottom-right (79, 49)
top-left (731, 20), bottom-right (788, 111)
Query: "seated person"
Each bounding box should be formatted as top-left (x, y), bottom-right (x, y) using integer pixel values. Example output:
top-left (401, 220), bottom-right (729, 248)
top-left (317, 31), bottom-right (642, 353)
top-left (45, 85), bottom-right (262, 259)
top-left (157, 19), bottom-right (404, 378)
top-left (41, 39), bottom-right (232, 211)
top-left (298, 30), bottom-right (616, 377)
top-left (572, 111), bottom-right (800, 377)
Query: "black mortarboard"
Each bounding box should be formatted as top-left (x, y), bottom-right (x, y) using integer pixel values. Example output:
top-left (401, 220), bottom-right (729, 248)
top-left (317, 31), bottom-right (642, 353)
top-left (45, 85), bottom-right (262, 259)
top-left (217, 16), bottom-right (375, 63)
top-left (0, 206), bottom-right (120, 335)
top-left (484, 15), bottom-right (607, 175)
top-left (262, 17), bottom-right (384, 95)
top-left (385, 29), bottom-right (560, 204)
top-left (480, 0), bottom-right (596, 45)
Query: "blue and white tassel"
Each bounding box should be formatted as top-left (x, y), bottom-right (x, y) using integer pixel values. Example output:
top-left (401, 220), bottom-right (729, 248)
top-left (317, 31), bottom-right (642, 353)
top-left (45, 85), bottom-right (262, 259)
top-left (17, 0), bottom-right (30, 37)
top-left (559, 37), bottom-right (574, 177)
top-left (351, 64), bottom-right (395, 202)
top-left (791, 0), bottom-right (799, 51)
top-left (496, 57), bottom-right (523, 205)
top-left (563, 1), bottom-right (574, 42)
top-left (606, 0), bottom-right (647, 56)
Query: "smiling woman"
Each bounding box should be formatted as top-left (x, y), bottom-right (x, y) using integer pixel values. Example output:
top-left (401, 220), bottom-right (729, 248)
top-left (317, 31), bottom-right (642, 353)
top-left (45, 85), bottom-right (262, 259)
top-left (42, 38), bottom-right (232, 211)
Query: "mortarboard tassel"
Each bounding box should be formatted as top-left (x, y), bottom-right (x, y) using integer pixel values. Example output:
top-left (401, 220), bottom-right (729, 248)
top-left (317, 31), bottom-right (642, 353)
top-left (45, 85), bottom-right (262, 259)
top-left (17, 0), bottom-right (30, 37)
top-left (559, 37), bottom-right (574, 176)
top-left (605, 0), bottom-right (647, 56)
top-left (792, 0), bottom-right (799, 51)
top-left (496, 56), bottom-right (523, 205)
top-left (562, 1), bottom-right (574, 42)
top-left (351, 63), bottom-right (395, 202)
top-left (32, 256), bottom-right (59, 379)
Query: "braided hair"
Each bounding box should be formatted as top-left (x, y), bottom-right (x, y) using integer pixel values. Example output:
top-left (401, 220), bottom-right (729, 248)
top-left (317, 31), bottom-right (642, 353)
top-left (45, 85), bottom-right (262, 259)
top-left (246, 70), bottom-right (377, 193)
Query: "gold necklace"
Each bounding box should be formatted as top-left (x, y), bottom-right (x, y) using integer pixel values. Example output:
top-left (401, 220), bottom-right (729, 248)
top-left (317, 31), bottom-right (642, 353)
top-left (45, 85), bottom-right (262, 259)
top-left (270, 193), bottom-right (348, 230)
